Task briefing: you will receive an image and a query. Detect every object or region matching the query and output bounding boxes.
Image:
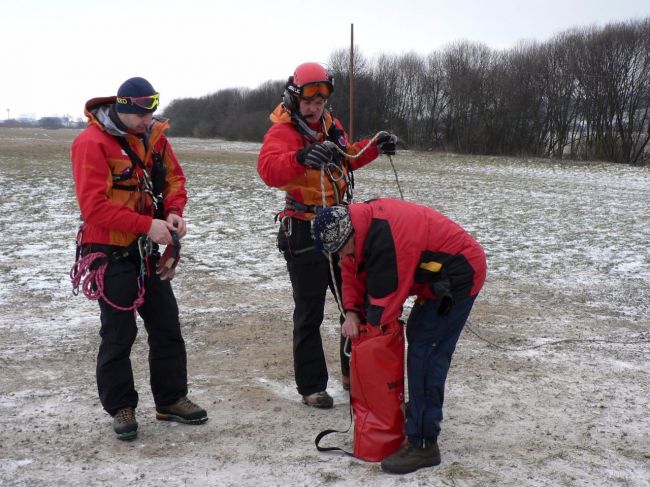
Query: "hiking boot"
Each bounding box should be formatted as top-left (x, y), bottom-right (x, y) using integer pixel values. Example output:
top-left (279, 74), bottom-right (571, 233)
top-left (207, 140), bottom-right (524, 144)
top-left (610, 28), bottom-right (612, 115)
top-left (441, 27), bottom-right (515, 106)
top-left (302, 391), bottom-right (334, 409)
top-left (381, 441), bottom-right (441, 474)
top-left (113, 407), bottom-right (138, 441)
top-left (156, 396), bottom-right (208, 425)
top-left (342, 375), bottom-right (351, 391)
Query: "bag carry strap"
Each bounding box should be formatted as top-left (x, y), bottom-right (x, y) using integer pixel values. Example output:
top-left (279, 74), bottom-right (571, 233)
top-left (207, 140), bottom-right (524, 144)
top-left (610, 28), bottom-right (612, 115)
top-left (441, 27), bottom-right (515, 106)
top-left (314, 402), bottom-right (354, 457)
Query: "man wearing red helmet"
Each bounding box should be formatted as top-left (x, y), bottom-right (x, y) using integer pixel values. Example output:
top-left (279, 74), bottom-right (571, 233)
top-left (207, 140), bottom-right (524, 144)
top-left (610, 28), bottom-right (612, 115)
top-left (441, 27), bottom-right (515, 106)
top-left (258, 62), bottom-right (398, 408)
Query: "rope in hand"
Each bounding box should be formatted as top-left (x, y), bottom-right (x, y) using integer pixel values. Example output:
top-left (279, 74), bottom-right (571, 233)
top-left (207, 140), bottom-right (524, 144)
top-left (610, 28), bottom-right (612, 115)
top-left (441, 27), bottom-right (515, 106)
top-left (70, 252), bottom-right (145, 313)
top-left (323, 131), bottom-right (404, 200)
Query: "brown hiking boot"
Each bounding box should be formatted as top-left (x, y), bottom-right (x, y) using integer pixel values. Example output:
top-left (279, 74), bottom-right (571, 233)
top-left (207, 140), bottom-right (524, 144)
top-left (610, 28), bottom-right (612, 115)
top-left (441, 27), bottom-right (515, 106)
top-left (113, 407), bottom-right (138, 441)
top-left (381, 441), bottom-right (441, 474)
top-left (342, 375), bottom-right (351, 391)
top-left (156, 396), bottom-right (208, 424)
top-left (302, 391), bottom-right (334, 409)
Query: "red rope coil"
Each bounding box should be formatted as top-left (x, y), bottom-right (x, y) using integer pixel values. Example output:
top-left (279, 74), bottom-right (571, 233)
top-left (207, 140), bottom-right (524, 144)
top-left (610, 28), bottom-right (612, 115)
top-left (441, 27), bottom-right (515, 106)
top-left (70, 252), bottom-right (145, 313)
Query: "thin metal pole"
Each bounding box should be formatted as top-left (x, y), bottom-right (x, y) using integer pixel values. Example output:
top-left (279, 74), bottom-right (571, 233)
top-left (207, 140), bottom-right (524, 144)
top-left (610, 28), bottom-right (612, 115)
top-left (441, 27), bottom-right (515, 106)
top-left (349, 23), bottom-right (354, 142)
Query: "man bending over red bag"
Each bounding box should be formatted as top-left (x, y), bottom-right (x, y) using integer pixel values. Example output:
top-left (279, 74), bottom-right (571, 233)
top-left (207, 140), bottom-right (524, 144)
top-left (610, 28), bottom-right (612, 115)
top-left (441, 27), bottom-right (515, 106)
top-left (312, 199), bottom-right (487, 474)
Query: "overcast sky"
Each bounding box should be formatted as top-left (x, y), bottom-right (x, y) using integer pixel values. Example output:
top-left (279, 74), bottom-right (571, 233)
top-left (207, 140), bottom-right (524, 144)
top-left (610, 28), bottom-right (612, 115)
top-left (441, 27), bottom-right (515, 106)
top-left (2, 0), bottom-right (649, 120)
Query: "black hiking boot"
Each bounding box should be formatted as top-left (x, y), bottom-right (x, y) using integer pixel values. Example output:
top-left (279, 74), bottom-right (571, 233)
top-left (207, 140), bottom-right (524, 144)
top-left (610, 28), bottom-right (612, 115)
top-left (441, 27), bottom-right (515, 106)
top-left (381, 441), bottom-right (441, 474)
top-left (156, 396), bottom-right (208, 424)
top-left (302, 391), bottom-right (334, 409)
top-left (113, 407), bottom-right (138, 441)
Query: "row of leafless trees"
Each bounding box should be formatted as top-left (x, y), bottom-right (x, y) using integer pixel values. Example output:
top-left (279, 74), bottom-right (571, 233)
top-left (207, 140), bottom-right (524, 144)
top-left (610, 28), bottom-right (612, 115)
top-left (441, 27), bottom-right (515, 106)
top-left (164, 18), bottom-right (650, 164)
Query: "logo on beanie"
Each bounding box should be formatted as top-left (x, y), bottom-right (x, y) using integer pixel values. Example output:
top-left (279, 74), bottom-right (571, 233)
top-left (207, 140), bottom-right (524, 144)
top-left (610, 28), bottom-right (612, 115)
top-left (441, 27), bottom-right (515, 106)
top-left (115, 77), bottom-right (158, 114)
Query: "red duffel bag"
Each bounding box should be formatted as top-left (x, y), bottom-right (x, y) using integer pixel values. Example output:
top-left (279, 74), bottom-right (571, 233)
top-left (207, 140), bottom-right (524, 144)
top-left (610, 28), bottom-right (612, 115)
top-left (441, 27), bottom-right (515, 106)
top-left (350, 320), bottom-right (406, 461)
top-left (316, 320), bottom-right (406, 462)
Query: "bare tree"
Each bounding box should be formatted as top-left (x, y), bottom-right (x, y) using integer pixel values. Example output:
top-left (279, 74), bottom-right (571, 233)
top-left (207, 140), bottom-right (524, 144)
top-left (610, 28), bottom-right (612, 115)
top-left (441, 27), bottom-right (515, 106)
top-left (442, 41), bottom-right (496, 153)
top-left (163, 17), bottom-right (649, 164)
top-left (540, 33), bottom-right (582, 159)
top-left (422, 52), bottom-right (447, 148)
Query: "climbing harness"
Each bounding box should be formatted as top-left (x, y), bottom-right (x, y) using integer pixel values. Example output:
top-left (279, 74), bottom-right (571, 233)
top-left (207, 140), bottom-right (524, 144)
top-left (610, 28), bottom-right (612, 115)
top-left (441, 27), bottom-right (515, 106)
top-left (115, 136), bottom-right (168, 219)
top-left (70, 226), bottom-right (153, 314)
top-left (277, 112), bottom-right (358, 256)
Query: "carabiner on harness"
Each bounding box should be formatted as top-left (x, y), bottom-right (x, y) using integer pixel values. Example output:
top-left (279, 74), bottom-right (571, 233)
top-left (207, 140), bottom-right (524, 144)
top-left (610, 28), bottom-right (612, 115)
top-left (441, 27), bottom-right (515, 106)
top-left (72, 223), bottom-right (87, 296)
top-left (137, 235), bottom-right (153, 280)
top-left (137, 172), bottom-right (163, 214)
top-left (138, 235), bottom-right (153, 260)
top-left (280, 215), bottom-right (293, 237)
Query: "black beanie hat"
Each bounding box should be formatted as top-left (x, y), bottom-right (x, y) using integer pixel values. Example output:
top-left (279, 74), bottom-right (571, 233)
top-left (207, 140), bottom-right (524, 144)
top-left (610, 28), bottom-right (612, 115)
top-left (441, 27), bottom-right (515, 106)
top-left (115, 77), bottom-right (158, 114)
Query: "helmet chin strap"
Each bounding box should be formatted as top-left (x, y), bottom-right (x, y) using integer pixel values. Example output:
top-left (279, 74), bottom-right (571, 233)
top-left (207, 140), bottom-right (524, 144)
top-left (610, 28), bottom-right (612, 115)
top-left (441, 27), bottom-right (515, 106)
top-left (291, 110), bottom-right (321, 143)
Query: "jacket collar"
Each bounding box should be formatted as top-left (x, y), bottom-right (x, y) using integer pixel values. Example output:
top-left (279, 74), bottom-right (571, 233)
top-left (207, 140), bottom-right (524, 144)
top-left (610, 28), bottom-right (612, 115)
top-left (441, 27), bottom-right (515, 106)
top-left (269, 103), bottom-right (334, 132)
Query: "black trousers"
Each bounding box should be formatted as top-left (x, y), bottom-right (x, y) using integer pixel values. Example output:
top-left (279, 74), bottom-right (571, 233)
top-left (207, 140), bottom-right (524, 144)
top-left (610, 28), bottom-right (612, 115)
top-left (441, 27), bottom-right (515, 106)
top-left (279, 219), bottom-right (350, 396)
top-left (95, 254), bottom-right (187, 416)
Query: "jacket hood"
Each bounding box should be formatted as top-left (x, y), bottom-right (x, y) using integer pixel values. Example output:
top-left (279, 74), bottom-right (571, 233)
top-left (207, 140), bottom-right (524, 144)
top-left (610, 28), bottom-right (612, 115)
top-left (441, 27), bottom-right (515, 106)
top-left (84, 97), bottom-right (127, 137)
top-left (269, 103), bottom-right (292, 124)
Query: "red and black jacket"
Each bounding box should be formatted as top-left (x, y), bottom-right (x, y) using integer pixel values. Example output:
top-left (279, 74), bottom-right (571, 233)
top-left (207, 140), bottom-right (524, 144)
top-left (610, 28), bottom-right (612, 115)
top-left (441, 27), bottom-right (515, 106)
top-left (341, 199), bottom-right (487, 326)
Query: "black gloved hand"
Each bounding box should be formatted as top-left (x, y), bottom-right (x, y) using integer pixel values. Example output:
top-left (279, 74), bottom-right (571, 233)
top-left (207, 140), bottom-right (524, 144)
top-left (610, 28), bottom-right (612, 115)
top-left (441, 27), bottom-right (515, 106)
top-left (436, 292), bottom-right (455, 317)
top-left (296, 143), bottom-right (334, 169)
top-left (432, 280), bottom-right (455, 317)
top-left (376, 133), bottom-right (398, 155)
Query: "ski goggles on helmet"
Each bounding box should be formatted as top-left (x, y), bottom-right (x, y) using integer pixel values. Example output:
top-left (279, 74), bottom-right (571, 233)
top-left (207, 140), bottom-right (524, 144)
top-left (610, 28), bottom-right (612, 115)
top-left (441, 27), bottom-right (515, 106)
top-left (116, 93), bottom-right (160, 110)
top-left (300, 82), bottom-right (332, 99)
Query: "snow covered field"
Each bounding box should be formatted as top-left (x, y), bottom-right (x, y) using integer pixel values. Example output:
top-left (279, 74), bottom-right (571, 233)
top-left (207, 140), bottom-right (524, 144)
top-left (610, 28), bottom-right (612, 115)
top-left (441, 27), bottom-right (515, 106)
top-left (0, 128), bottom-right (648, 486)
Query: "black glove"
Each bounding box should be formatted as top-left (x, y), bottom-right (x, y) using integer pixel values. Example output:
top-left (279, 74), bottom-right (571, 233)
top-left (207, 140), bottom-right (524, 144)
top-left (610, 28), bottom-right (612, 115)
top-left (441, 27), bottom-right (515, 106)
top-left (432, 281), bottom-right (455, 317)
top-left (296, 143), bottom-right (333, 169)
top-left (376, 133), bottom-right (398, 155)
top-left (436, 292), bottom-right (455, 317)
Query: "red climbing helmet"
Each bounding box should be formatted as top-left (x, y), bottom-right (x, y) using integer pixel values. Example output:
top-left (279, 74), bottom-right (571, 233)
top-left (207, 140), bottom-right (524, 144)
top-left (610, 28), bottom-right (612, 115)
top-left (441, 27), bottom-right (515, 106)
top-left (287, 62), bottom-right (334, 99)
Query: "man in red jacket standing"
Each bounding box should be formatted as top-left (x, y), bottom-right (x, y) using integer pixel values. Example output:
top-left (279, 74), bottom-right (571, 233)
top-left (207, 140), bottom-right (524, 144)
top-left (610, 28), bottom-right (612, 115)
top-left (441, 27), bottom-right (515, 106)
top-left (313, 200), bottom-right (487, 474)
top-left (258, 62), bottom-right (397, 408)
top-left (71, 77), bottom-right (207, 440)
